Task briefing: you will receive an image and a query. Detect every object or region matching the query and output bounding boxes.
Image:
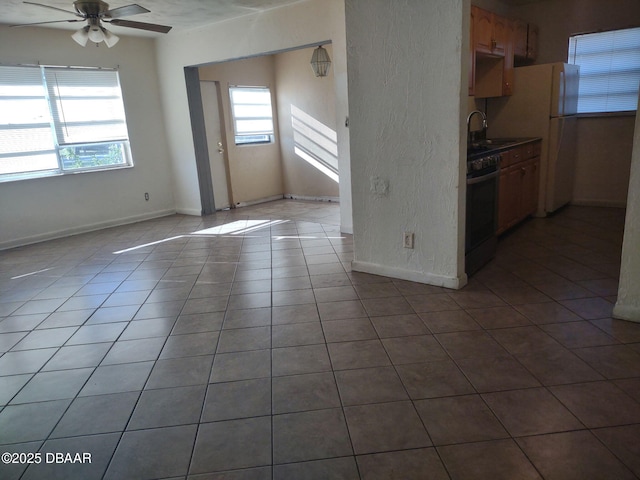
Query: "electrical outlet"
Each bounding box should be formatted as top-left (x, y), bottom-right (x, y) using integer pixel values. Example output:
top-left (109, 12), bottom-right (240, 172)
top-left (144, 192), bottom-right (149, 201)
top-left (403, 232), bottom-right (414, 249)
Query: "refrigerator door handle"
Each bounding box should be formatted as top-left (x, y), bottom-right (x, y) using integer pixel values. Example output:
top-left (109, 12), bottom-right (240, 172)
top-left (559, 69), bottom-right (566, 116)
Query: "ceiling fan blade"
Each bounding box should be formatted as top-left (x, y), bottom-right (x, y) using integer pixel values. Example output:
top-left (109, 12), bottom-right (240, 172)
top-left (23, 1), bottom-right (82, 17)
top-left (10, 19), bottom-right (83, 27)
top-left (102, 4), bottom-right (150, 19)
top-left (108, 19), bottom-right (172, 33)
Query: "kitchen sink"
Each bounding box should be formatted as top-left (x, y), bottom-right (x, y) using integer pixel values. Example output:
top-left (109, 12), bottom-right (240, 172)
top-left (472, 138), bottom-right (517, 148)
top-left (467, 138), bottom-right (529, 157)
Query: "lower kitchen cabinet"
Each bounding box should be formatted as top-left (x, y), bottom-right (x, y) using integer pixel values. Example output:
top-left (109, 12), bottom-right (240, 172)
top-left (497, 141), bottom-right (541, 234)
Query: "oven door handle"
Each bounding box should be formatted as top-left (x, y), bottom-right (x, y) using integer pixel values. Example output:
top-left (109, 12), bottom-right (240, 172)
top-left (467, 169), bottom-right (500, 185)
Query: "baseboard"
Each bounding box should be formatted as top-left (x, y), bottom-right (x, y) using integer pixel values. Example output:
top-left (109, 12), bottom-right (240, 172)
top-left (0, 209), bottom-right (176, 251)
top-left (613, 302), bottom-right (640, 323)
top-left (175, 207), bottom-right (203, 216)
top-left (570, 199), bottom-right (627, 209)
top-left (234, 195), bottom-right (284, 208)
top-left (283, 194), bottom-right (340, 203)
top-left (341, 225), bottom-right (353, 235)
top-left (351, 260), bottom-right (468, 290)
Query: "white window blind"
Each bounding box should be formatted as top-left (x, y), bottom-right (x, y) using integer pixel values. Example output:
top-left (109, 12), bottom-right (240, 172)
top-left (229, 86), bottom-right (274, 145)
top-left (0, 65), bottom-right (132, 181)
top-left (0, 66), bottom-right (57, 175)
top-left (44, 67), bottom-right (129, 145)
top-left (568, 27), bottom-right (640, 113)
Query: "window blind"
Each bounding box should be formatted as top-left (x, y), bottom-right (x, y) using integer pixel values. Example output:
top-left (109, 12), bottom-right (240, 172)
top-left (229, 87), bottom-right (274, 136)
top-left (44, 67), bottom-right (129, 145)
top-left (568, 27), bottom-right (640, 113)
top-left (0, 66), bottom-right (57, 175)
top-left (1, 64), bottom-right (132, 181)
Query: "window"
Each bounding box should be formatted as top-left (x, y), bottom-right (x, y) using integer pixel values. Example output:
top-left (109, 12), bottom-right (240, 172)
top-left (229, 86), bottom-right (274, 145)
top-left (0, 65), bottom-right (132, 182)
top-left (568, 27), bottom-right (640, 114)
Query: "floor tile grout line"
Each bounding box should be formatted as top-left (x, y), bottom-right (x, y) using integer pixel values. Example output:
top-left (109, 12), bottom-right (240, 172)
top-left (0, 203), bottom-right (636, 480)
top-left (304, 234), bottom-right (364, 478)
top-left (89, 232), bottom-right (210, 480)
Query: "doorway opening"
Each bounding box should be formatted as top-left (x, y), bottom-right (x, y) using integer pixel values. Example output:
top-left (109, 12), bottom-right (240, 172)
top-left (184, 43), bottom-right (340, 217)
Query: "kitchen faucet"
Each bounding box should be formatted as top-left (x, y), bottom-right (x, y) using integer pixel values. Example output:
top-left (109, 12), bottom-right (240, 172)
top-left (466, 110), bottom-right (488, 145)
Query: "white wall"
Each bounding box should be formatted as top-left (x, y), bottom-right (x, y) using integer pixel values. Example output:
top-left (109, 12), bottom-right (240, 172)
top-left (199, 56), bottom-right (283, 205)
top-left (508, 0), bottom-right (640, 208)
top-left (345, 0), bottom-right (468, 289)
top-left (275, 46), bottom-right (340, 200)
top-left (155, 0), bottom-right (353, 231)
top-left (573, 116), bottom-right (634, 207)
top-left (614, 103), bottom-right (640, 322)
top-left (0, 25), bottom-right (175, 249)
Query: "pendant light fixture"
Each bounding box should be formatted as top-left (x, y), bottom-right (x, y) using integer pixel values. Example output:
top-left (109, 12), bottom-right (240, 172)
top-left (310, 45), bottom-right (331, 77)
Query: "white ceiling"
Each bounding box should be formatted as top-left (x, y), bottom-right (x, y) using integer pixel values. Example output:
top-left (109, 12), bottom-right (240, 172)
top-left (1, 0), bottom-right (547, 37)
top-left (0, 0), bottom-right (306, 37)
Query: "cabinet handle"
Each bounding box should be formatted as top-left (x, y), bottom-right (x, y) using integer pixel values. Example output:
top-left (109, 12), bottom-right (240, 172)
top-left (491, 38), bottom-right (497, 49)
top-left (521, 167), bottom-right (526, 175)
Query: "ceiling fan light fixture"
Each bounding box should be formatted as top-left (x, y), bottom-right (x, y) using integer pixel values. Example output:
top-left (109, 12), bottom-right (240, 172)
top-left (71, 25), bottom-right (90, 46)
top-left (102, 27), bottom-right (119, 47)
top-left (16, 1), bottom-right (172, 47)
top-left (87, 24), bottom-right (104, 43)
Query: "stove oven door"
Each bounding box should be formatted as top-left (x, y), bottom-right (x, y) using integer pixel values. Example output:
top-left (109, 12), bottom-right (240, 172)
top-left (465, 169), bottom-right (500, 274)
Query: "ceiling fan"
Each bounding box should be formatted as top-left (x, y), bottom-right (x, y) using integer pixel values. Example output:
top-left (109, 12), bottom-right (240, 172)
top-left (12, 1), bottom-right (172, 47)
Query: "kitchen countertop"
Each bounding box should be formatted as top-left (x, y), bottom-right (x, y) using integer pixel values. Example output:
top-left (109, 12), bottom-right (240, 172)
top-left (467, 137), bottom-right (541, 160)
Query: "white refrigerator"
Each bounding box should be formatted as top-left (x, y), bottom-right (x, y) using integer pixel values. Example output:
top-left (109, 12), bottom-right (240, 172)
top-left (487, 62), bottom-right (580, 214)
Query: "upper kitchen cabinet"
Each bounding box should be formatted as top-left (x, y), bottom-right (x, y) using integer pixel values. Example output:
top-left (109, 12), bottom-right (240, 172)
top-left (471, 5), bottom-right (512, 98)
top-left (514, 19), bottom-right (528, 58)
top-left (526, 24), bottom-right (539, 62)
top-left (502, 19), bottom-right (515, 96)
top-left (514, 19), bottom-right (539, 64)
top-left (472, 6), bottom-right (507, 57)
top-left (470, 5), bottom-right (538, 97)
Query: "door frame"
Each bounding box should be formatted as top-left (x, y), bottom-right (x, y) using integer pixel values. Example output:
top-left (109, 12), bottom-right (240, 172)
top-left (201, 80), bottom-right (233, 210)
top-left (184, 66), bottom-right (215, 214)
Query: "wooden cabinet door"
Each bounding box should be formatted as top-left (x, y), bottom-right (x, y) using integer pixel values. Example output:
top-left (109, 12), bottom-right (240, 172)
top-left (498, 143), bottom-right (542, 235)
top-left (521, 157), bottom-right (540, 217)
top-left (492, 14), bottom-right (508, 57)
top-left (473, 6), bottom-right (494, 54)
top-left (502, 19), bottom-right (515, 95)
top-left (514, 19), bottom-right (528, 58)
top-left (498, 166), bottom-right (521, 233)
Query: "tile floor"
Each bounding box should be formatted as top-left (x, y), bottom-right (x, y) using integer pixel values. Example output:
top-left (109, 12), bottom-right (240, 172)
top-left (0, 200), bottom-right (639, 479)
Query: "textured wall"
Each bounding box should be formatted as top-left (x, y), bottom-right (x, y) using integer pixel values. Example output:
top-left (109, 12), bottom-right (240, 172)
top-left (346, 0), bottom-right (468, 288)
top-left (275, 46), bottom-right (340, 200)
top-left (0, 25), bottom-right (175, 249)
top-left (199, 56), bottom-right (284, 205)
top-left (614, 103), bottom-right (640, 322)
top-left (573, 116), bottom-right (634, 207)
top-left (155, 0), bottom-right (353, 231)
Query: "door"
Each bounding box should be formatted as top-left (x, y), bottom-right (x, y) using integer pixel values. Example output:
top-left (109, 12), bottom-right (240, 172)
top-left (201, 81), bottom-right (231, 210)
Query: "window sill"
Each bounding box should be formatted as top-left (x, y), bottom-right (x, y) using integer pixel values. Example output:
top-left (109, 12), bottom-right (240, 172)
top-left (576, 110), bottom-right (637, 119)
top-left (0, 164), bottom-right (134, 184)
